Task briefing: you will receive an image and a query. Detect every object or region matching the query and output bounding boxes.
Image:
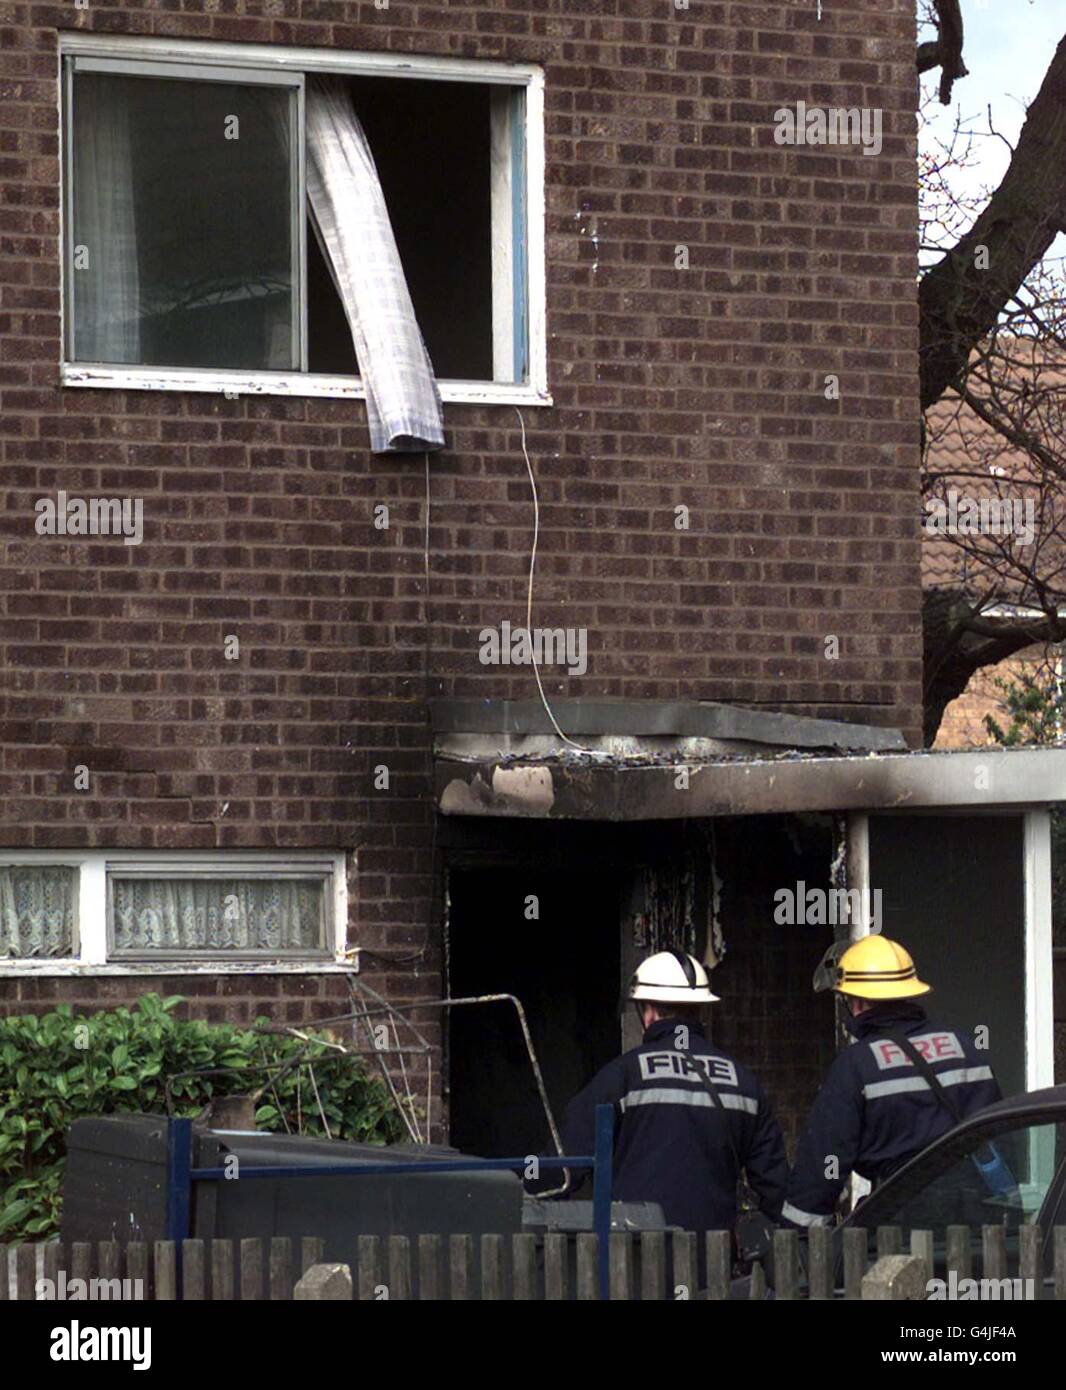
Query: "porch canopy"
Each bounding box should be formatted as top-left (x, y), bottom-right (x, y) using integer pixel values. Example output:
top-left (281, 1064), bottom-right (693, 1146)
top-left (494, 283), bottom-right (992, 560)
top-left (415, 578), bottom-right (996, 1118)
top-left (431, 698), bottom-right (1066, 821)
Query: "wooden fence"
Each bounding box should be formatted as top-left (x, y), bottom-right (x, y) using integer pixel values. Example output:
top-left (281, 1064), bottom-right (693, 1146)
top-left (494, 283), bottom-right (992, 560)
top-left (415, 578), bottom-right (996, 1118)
top-left (4, 1225), bottom-right (1064, 1300)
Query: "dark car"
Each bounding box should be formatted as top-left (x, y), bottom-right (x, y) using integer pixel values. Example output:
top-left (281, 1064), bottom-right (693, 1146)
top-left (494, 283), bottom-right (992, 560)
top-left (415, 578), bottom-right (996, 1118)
top-left (756, 1085), bottom-right (1066, 1297)
top-left (842, 1084), bottom-right (1066, 1267)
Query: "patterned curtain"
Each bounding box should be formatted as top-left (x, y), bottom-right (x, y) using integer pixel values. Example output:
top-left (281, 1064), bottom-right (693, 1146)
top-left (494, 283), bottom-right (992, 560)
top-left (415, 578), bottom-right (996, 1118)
top-left (0, 866), bottom-right (77, 958)
top-left (111, 878), bottom-right (323, 953)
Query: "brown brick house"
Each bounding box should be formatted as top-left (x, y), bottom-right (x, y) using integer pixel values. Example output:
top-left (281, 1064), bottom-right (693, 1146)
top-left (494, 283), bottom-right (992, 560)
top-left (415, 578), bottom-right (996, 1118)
top-left (2, 1), bottom-right (1060, 1155)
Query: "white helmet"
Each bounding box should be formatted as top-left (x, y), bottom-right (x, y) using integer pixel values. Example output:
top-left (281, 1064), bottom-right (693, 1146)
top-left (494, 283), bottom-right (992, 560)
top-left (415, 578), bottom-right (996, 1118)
top-left (627, 949), bottom-right (719, 1004)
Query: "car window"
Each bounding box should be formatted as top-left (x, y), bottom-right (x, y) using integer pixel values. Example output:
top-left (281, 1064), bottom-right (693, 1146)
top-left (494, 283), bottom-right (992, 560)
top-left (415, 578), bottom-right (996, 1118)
top-left (854, 1120), bottom-right (1066, 1243)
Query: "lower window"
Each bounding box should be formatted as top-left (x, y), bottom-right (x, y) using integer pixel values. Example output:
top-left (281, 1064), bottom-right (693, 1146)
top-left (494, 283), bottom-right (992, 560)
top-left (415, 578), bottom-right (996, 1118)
top-left (0, 864), bottom-right (78, 959)
top-left (0, 855), bottom-right (342, 965)
top-left (110, 872), bottom-right (328, 959)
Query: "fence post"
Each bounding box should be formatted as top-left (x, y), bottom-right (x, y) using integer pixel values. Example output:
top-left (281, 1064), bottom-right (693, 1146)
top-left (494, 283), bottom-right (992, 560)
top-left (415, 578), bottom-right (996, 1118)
top-left (419, 1234), bottom-right (442, 1302)
top-left (609, 1231), bottom-right (632, 1301)
top-left (480, 1234), bottom-right (505, 1301)
top-left (877, 1226), bottom-right (902, 1259)
top-left (240, 1237), bottom-right (263, 1301)
top-left (1019, 1224), bottom-right (1042, 1298)
top-left (544, 1233), bottom-right (567, 1301)
top-left (640, 1231), bottom-right (666, 1302)
top-left (808, 1226), bottom-right (834, 1301)
top-left (269, 1237), bottom-right (292, 1301)
top-left (773, 1229), bottom-right (799, 1300)
top-left (672, 1232), bottom-right (697, 1302)
top-left (449, 1234), bottom-right (473, 1301)
top-left (910, 1229), bottom-right (934, 1291)
top-left (592, 1103), bottom-right (614, 1302)
top-left (843, 1226), bottom-right (867, 1300)
top-left (181, 1240), bottom-right (205, 1301)
top-left (576, 1233), bottom-right (599, 1300)
top-left (211, 1239), bottom-right (234, 1301)
top-left (165, 1116), bottom-right (193, 1297)
top-left (983, 1225), bottom-right (1007, 1283)
top-left (512, 1234), bottom-right (536, 1301)
top-left (357, 1235), bottom-right (380, 1302)
top-left (388, 1235), bottom-right (412, 1302)
top-left (946, 1225), bottom-right (971, 1284)
top-left (705, 1231), bottom-right (731, 1301)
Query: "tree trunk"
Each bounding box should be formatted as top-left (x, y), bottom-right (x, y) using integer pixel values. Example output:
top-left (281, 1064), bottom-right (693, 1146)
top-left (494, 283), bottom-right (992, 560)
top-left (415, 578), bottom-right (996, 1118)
top-left (919, 35), bottom-right (1066, 412)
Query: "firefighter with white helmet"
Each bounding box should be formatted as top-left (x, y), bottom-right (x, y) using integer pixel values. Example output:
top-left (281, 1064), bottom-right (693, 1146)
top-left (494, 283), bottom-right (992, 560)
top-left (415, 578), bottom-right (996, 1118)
top-left (783, 934), bottom-right (1002, 1229)
top-left (530, 948), bottom-right (787, 1244)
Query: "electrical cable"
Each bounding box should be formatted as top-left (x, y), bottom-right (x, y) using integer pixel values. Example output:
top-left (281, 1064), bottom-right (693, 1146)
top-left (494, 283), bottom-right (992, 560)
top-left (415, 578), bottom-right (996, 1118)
top-left (360, 453), bottom-right (435, 969)
top-left (514, 406), bottom-right (588, 752)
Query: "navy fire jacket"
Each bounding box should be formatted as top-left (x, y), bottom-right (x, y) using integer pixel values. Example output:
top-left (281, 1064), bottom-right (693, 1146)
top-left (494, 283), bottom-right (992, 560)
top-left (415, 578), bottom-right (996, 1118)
top-left (783, 1001), bottom-right (1001, 1228)
top-left (534, 1017), bottom-right (787, 1236)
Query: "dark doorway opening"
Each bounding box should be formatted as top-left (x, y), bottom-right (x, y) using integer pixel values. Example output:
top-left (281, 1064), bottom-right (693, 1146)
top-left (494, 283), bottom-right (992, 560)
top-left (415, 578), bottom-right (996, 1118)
top-left (306, 76), bottom-right (494, 380)
top-left (447, 866), bottom-right (621, 1159)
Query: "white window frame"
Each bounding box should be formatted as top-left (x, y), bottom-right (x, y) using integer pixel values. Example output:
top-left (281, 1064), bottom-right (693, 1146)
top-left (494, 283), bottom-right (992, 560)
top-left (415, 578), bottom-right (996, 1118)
top-left (0, 850), bottom-right (350, 975)
top-left (58, 34), bottom-right (550, 408)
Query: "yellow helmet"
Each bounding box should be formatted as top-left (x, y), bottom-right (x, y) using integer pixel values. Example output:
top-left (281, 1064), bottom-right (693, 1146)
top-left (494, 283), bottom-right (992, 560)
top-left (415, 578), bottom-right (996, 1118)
top-left (833, 935), bottom-right (931, 1000)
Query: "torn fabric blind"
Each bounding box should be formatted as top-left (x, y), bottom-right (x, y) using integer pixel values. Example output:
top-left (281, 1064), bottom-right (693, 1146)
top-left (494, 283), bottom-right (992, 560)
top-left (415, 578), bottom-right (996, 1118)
top-left (305, 78), bottom-right (445, 455)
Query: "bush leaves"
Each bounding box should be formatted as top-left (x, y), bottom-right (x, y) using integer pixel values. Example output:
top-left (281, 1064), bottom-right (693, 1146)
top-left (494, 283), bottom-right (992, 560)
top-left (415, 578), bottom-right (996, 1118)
top-left (0, 995), bottom-right (404, 1242)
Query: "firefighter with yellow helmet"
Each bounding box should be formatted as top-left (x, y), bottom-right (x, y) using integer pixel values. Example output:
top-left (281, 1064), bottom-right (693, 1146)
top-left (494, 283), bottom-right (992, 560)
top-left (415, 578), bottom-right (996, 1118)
top-left (782, 934), bottom-right (1001, 1229)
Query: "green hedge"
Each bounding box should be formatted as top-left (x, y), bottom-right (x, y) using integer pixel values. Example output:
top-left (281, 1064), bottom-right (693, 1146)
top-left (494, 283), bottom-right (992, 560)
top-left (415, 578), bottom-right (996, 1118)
top-left (0, 994), bottom-right (405, 1241)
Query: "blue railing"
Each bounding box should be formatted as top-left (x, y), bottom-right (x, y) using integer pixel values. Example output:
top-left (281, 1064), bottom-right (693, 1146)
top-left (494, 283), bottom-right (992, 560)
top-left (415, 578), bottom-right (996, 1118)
top-left (165, 1103), bottom-right (616, 1299)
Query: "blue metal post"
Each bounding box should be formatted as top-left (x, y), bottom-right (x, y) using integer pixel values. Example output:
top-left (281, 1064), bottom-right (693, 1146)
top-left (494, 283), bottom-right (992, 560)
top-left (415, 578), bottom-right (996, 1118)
top-left (165, 1117), bottom-right (193, 1245)
top-left (591, 1103), bottom-right (614, 1301)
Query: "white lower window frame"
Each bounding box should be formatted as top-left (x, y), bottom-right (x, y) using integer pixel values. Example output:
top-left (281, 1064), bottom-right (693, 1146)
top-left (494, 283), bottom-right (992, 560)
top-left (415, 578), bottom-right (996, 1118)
top-left (0, 850), bottom-right (351, 975)
top-left (59, 363), bottom-right (551, 408)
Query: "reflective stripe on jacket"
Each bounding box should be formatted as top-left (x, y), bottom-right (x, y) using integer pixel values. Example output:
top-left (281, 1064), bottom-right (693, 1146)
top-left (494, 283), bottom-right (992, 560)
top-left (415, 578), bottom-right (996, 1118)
top-left (542, 1017), bottom-right (787, 1235)
top-left (783, 1002), bottom-right (1001, 1228)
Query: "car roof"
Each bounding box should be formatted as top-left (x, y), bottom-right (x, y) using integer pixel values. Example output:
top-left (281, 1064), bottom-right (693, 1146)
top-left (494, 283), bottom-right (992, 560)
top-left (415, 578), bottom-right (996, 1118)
top-left (842, 1083), bottom-right (1066, 1225)
top-left (965, 1084), bottom-right (1066, 1123)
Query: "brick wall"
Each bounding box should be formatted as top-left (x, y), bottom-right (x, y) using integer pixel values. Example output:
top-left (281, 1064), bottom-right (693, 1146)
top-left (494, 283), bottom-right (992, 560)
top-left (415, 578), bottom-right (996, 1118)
top-left (1, 1), bottom-right (922, 1132)
top-left (933, 649), bottom-right (1043, 749)
top-left (3, 970), bottom-right (353, 1028)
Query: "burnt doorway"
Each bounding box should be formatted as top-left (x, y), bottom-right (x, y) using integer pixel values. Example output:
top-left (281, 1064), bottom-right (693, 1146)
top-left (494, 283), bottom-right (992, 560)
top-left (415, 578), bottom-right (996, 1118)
top-left (447, 866), bottom-right (622, 1158)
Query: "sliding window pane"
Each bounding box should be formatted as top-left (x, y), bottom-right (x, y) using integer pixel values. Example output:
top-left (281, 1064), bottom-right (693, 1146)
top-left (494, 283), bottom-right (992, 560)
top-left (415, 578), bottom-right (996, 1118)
top-left (70, 70), bottom-right (298, 371)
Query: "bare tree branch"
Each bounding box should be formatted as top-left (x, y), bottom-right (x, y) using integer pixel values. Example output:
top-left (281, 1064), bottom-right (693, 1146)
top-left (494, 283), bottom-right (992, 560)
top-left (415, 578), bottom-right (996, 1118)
top-left (920, 33), bottom-right (1066, 410)
top-left (917, 0), bottom-right (968, 105)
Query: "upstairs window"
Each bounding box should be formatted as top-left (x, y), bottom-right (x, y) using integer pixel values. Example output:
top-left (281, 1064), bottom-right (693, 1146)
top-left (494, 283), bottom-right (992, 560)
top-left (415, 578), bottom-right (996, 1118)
top-left (67, 64), bottom-right (301, 373)
top-left (61, 39), bottom-right (547, 408)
